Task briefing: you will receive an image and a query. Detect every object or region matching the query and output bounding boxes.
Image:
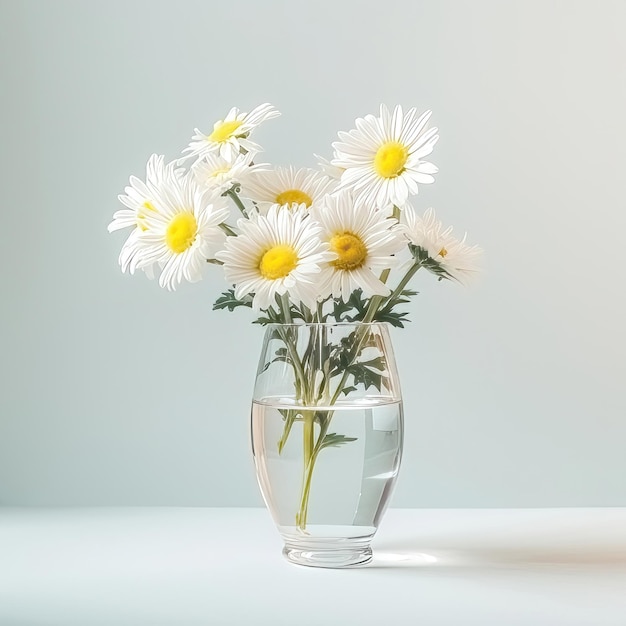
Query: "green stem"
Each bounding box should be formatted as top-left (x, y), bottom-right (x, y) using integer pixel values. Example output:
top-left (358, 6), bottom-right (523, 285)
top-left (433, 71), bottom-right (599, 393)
top-left (293, 253), bottom-right (419, 529)
top-left (331, 261), bottom-right (423, 422)
top-left (384, 261), bottom-right (422, 308)
top-left (362, 294), bottom-right (383, 324)
top-left (225, 187), bottom-right (248, 217)
top-left (303, 412), bottom-right (315, 471)
top-left (277, 409), bottom-right (300, 454)
top-left (301, 303), bottom-right (314, 323)
top-left (361, 265), bottom-right (392, 324)
top-left (283, 335), bottom-right (307, 399)
top-left (294, 210), bottom-right (422, 530)
top-left (271, 302), bottom-right (307, 403)
top-left (279, 293), bottom-right (293, 325)
top-left (361, 205), bottom-right (402, 323)
top-left (219, 223), bottom-right (237, 237)
top-left (316, 301), bottom-right (324, 323)
top-left (297, 443), bottom-right (318, 530)
top-left (293, 332), bottom-right (367, 528)
top-left (320, 324), bottom-right (330, 404)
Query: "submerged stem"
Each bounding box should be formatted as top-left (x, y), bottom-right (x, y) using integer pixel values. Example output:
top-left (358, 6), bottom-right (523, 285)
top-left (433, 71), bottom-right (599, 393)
top-left (297, 447), bottom-right (317, 530)
top-left (297, 411), bottom-right (316, 528)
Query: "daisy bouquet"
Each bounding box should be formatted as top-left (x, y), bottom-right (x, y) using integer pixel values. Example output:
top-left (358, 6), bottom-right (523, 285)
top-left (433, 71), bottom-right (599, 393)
top-left (109, 103), bottom-right (481, 530)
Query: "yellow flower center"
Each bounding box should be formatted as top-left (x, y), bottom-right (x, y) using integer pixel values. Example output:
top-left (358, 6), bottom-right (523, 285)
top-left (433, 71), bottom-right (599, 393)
top-left (374, 141), bottom-right (408, 178)
top-left (137, 200), bottom-right (157, 231)
top-left (330, 232), bottom-right (367, 270)
top-left (165, 212), bottom-right (198, 254)
top-left (210, 167), bottom-right (231, 178)
top-left (209, 120), bottom-right (243, 143)
top-left (438, 247), bottom-right (448, 258)
top-left (259, 245), bottom-right (299, 280)
top-left (275, 189), bottom-right (313, 207)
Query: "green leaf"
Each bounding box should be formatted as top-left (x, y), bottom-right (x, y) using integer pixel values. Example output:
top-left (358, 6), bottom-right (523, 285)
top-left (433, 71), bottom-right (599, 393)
top-left (341, 386), bottom-right (357, 396)
top-left (213, 289), bottom-right (253, 312)
top-left (358, 357), bottom-right (386, 371)
top-left (347, 363), bottom-right (383, 391)
top-left (261, 346), bottom-right (296, 372)
top-left (330, 289), bottom-right (370, 322)
top-left (331, 298), bottom-right (353, 321)
top-left (373, 309), bottom-right (411, 328)
top-left (408, 245), bottom-right (454, 281)
top-left (327, 327), bottom-right (382, 378)
top-left (252, 316), bottom-right (274, 326)
top-left (252, 308), bottom-right (283, 326)
top-left (319, 432), bottom-right (358, 451)
top-left (371, 287), bottom-right (418, 327)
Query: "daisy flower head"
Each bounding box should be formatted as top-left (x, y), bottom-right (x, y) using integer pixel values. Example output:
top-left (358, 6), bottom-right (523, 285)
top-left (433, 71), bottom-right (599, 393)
top-left (215, 205), bottom-right (334, 311)
top-left (401, 206), bottom-right (482, 283)
top-left (108, 154), bottom-right (183, 277)
top-left (123, 173), bottom-right (230, 291)
top-left (108, 154), bottom-right (180, 234)
top-left (332, 105), bottom-right (439, 209)
top-left (310, 191), bottom-right (406, 302)
top-left (115, 229), bottom-right (154, 279)
top-left (241, 166), bottom-right (337, 214)
top-left (181, 103), bottom-right (281, 164)
top-left (191, 151), bottom-right (268, 195)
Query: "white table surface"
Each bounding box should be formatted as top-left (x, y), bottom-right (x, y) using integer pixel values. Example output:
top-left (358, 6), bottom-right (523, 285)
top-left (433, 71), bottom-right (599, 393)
top-left (1, 507), bottom-right (625, 626)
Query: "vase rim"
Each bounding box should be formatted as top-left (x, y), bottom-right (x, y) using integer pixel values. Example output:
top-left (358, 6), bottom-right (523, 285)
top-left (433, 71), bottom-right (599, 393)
top-left (264, 321), bottom-right (391, 328)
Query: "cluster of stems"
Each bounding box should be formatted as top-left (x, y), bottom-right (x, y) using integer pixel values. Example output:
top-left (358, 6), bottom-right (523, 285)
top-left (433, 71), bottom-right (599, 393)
top-left (223, 189), bottom-right (421, 530)
top-left (270, 258), bottom-right (422, 532)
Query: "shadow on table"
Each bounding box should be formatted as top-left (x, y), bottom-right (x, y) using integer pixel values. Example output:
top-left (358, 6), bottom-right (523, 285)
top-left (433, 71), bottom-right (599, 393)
top-left (368, 533), bottom-right (626, 570)
top-left (369, 545), bottom-right (626, 570)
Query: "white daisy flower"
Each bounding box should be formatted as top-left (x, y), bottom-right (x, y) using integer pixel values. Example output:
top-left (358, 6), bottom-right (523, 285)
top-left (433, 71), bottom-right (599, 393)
top-left (181, 103), bottom-right (281, 164)
top-left (215, 205), bottom-right (334, 311)
top-left (116, 229), bottom-right (154, 278)
top-left (241, 165), bottom-right (337, 213)
top-left (108, 154), bottom-right (182, 277)
top-left (332, 105), bottom-right (439, 208)
top-left (123, 174), bottom-right (230, 291)
top-left (108, 154), bottom-right (179, 234)
top-left (401, 206), bottom-right (482, 282)
top-left (192, 151), bottom-right (267, 195)
top-left (310, 191), bottom-right (405, 302)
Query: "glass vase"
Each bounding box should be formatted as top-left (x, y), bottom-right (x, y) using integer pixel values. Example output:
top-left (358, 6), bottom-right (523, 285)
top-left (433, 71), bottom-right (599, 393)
top-left (251, 322), bottom-right (403, 568)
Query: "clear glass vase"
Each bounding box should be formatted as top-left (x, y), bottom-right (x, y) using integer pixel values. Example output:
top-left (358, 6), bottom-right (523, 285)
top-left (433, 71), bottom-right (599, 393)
top-left (251, 322), bottom-right (403, 568)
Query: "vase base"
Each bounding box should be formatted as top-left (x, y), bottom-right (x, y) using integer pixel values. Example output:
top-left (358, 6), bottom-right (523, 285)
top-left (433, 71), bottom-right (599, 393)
top-left (282, 544), bottom-right (373, 568)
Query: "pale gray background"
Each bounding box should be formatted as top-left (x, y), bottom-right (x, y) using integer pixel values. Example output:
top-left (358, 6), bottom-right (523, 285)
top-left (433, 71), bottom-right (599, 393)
top-left (1, 0), bottom-right (624, 508)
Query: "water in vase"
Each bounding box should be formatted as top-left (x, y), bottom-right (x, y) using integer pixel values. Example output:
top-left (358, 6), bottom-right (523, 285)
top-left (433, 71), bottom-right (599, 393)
top-left (251, 396), bottom-right (403, 565)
